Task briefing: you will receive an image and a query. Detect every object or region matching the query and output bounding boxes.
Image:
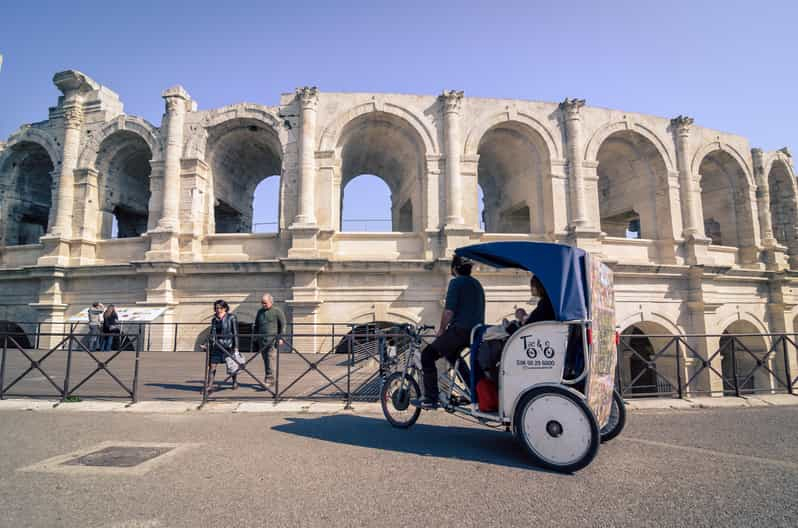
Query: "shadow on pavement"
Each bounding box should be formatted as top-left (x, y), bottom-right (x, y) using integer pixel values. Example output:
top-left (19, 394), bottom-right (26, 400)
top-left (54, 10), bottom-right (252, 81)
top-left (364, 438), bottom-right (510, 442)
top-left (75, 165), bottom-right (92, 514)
top-left (273, 414), bottom-right (557, 472)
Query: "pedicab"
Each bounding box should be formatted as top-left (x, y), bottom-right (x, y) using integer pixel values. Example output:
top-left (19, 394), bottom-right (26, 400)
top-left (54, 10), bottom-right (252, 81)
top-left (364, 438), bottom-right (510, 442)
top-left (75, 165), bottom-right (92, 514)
top-left (380, 241), bottom-right (625, 472)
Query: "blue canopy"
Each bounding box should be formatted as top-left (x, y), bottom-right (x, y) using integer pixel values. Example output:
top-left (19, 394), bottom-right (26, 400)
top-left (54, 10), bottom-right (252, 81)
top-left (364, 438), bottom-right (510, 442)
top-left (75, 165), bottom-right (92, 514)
top-left (455, 241), bottom-right (589, 321)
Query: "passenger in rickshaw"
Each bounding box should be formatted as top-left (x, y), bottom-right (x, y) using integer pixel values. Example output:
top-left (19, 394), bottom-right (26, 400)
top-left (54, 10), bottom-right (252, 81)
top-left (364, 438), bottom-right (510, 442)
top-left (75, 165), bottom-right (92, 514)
top-left (413, 255), bottom-right (485, 409)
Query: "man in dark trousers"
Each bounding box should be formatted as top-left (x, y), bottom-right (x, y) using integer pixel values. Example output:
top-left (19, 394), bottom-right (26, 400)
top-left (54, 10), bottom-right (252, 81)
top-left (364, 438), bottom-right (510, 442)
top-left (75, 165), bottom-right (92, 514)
top-left (415, 255), bottom-right (485, 409)
top-left (254, 292), bottom-right (286, 382)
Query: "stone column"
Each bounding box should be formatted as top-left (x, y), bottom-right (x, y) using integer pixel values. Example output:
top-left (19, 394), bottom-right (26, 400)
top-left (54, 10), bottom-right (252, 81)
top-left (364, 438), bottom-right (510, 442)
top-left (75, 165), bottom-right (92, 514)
top-left (671, 116), bottom-right (702, 237)
top-left (157, 86), bottom-right (190, 232)
top-left (294, 86), bottom-right (318, 226)
top-left (51, 104), bottom-right (83, 239)
top-left (560, 98), bottom-right (587, 229)
top-left (441, 90), bottom-right (465, 227)
top-left (751, 148), bottom-right (777, 245)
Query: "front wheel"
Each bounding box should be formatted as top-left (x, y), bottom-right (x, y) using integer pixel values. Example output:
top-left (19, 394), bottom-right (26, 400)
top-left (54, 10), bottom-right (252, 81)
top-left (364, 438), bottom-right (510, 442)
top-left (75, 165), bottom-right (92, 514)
top-left (381, 371), bottom-right (422, 428)
top-left (599, 390), bottom-right (626, 443)
top-left (513, 386), bottom-right (600, 473)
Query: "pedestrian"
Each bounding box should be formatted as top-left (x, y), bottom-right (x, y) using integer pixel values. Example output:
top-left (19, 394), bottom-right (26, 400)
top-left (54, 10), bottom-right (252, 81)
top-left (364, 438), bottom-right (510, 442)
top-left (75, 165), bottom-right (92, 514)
top-left (86, 302), bottom-right (104, 352)
top-left (206, 299), bottom-right (242, 393)
top-left (254, 293), bottom-right (286, 383)
top-left (101, 304), bottom-right (121, 351)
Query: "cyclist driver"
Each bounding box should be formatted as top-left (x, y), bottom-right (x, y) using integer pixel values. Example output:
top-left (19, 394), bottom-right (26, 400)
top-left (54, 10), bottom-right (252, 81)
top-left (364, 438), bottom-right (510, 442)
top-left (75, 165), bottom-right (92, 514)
top-left (414, 255), bottom-right (485, 409)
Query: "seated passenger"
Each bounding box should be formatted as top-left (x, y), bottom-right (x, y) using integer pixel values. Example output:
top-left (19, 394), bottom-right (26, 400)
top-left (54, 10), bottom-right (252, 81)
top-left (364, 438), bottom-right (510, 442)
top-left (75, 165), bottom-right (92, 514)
top-left (524, 276), bottom-right (555, 325)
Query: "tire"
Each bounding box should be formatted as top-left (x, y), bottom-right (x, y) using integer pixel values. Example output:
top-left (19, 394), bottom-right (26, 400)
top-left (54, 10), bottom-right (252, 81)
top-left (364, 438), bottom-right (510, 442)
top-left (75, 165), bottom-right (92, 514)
top-left (513, 386), bottom-right (600, 473)
top-left (600, 390), bottom-right (626, 443)
top-left (381, 371), bottom-right (422, 429)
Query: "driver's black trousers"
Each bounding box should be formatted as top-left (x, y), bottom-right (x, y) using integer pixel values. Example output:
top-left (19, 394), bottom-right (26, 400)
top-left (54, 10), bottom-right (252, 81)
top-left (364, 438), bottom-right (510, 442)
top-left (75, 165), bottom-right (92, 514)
top-left (421, 325), bottom-right (471, 401)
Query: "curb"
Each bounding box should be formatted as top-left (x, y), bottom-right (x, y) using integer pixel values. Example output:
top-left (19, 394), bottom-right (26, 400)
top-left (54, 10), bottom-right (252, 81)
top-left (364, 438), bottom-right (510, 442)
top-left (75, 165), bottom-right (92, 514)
top-left (0, 395), bottom-right (796, 415)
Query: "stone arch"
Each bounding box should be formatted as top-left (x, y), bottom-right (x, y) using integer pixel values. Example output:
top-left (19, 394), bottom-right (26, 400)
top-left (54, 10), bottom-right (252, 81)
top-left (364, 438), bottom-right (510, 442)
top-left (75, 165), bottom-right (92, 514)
top-left (718, 318), bottom-right (772, 395)
top-left (618, 310), bottom-right (684, 337)
top-left (696, 147), bottom-right (757, 248)
top-left (618, 320), bottom-right (680, 396)
top-left (691, 142), bottom-right (754, 187)
top-left (715, 311), bottom-right (770, 337)
top-left (473, 119), bottom-right (554, 235)
top-left (5, 127), bottom-right (62, 168)
top-left (0, 140), bottom-right (56, 245)
top-left (319, 101), bottom-right (437, 155)
top-left (78, 116), bottom-right (162, 169)
top-left (585, 120), bottom-right (675, 171)
top-left (204, 111), bottom-right (284, 233)
top-left (333, 109), bottom-right (428, 232)
top-left (94, 130), bottom-right (154, 238)
top-left (464, 111), bottom-right (560, 159)
top-left (766, 159), bottom-right (798, 247)
top-left (594, 129), bottom-right (674, 240)
top-left (761, 150), bottom-right (794, 181)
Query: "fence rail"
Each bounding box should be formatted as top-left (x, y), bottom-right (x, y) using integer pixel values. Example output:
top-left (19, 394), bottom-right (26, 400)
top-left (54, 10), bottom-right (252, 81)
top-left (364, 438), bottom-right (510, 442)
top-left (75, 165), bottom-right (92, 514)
top-left (1, 324), bottom-right (797, 403)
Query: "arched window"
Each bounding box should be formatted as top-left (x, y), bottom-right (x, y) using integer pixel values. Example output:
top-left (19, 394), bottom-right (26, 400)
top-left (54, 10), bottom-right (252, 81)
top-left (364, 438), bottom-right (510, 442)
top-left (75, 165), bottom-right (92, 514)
top-left (252, 177), bottom-right (280, 233)
top-left (698, 150), bottom-right (755, 248)
top-left (341, 174), bottom-right (393, 231)
top-left (0, 142), bottom-right (54, 246)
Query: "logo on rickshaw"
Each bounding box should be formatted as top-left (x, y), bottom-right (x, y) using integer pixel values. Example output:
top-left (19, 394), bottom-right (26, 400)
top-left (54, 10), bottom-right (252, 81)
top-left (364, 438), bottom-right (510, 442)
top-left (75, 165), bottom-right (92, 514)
top-left (521, 336), bottom-right (555, 360)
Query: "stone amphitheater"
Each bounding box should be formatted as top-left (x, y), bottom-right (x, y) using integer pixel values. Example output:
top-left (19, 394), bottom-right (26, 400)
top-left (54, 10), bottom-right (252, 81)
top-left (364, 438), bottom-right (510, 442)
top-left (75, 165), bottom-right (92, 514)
top-left (1, 69), bottom-right (796, 394)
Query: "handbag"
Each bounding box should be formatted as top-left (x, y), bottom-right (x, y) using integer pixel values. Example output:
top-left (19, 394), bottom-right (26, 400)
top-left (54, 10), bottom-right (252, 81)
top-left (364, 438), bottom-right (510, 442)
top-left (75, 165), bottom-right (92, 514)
top-left (225, 349), bottom-right (244, 376)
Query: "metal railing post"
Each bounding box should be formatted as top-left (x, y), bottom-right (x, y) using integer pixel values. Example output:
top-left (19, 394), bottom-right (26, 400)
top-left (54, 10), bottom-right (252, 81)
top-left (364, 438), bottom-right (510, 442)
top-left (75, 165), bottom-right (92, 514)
top-left (675, 337), bottom-right (683, 399)
top-left (274, 334), bottom-right (281, 401)
top-left (62, 327), bottom-right (74, 401)
top-left (132, 324), bottom-right (144, 403)
top-left (731, 337), bottom-right (740, 397)
top-left (783, 335), bottom-right (794, 395)
top-left (201, 335), bottom-right (210, 405)
top-left (173, 323), bottom-right (178, 353)
top-left (0, 335), bottom-right (7, 400)
top-left (345, 334), bottom-right (353, 409)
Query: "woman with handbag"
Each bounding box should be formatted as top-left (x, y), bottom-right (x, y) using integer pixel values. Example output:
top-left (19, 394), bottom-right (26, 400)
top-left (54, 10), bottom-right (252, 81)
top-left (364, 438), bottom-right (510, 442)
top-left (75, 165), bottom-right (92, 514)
top-left (101, 304), bottom-right (121, 351)
top-left (206, 299), bottom-right (241, 393)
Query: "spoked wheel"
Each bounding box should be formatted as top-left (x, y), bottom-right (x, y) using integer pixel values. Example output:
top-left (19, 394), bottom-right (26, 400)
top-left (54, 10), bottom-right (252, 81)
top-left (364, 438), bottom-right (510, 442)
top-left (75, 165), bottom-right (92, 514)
top-left (381, 371), bottom-right (422, 428)
top-left (513, 386), bottom-right (600, 473)
top-left (600, 390), bottom-right (626, 443)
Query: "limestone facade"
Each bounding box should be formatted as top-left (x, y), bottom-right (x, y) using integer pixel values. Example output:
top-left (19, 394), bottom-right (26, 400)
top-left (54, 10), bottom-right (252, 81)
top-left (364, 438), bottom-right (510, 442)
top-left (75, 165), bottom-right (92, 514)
top-left (1, 70), bottom-right (797, 393)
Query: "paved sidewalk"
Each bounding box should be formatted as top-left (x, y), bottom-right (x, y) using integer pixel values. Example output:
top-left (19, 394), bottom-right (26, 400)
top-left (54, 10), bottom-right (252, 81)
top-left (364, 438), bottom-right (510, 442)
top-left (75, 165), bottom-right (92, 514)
top-left (0, 393), bottom-right (795, 415)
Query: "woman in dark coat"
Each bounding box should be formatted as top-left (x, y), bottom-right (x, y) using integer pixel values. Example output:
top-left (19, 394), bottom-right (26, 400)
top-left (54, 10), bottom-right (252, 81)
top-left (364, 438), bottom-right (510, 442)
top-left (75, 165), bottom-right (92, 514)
top-left (206, 299), bottom-right (241, 393)
top-left (101, 304), bottom-right (120, 351)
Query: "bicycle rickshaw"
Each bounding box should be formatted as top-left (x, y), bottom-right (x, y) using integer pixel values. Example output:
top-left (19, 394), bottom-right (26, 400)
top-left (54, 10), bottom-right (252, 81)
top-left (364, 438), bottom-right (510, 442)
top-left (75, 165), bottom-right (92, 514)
top-left (380, 241), bottom-right (625, 472)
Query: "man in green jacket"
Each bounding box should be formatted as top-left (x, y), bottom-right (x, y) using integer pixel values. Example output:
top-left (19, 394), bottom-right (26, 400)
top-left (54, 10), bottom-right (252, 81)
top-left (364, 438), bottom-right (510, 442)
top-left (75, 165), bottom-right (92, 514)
top-left (254, 293), bottom-right (286, 382)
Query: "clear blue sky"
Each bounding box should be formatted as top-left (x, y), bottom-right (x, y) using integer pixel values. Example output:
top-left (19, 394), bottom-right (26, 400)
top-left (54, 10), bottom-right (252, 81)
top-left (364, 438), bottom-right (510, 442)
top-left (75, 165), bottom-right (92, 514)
top-left (2, 0), bottom-right (796, 228)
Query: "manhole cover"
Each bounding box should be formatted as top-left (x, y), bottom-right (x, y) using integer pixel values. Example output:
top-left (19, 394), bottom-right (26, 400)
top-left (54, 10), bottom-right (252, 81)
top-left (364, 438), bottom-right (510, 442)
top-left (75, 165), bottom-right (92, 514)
top-left (18, 441), bottom-right (199, 475)
top-left (63, 446), bottom-right (174, 468)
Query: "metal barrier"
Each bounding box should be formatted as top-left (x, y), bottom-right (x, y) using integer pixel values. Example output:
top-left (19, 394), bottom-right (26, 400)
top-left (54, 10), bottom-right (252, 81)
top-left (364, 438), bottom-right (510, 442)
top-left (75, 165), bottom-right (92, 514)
top-left (0, 326), bottom-right (145, 402)
top-left (618, 333), bottom-right (798, 398)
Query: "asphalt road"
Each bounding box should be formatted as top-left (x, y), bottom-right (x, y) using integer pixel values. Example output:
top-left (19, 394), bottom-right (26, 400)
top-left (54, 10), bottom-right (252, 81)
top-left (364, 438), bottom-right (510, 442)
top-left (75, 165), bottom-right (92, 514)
top-left (0, 406), bottom-right (796, 528)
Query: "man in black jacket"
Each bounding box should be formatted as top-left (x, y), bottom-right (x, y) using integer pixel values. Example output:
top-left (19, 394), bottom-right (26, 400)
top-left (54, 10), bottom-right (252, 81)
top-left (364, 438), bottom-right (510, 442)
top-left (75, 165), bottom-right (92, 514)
top-left (254, 293), bottom-right (286, 382)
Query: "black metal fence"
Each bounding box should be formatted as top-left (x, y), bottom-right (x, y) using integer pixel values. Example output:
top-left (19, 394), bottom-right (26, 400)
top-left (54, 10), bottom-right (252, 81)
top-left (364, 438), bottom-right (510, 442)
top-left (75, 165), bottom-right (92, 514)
top-left (2, 323), bottom-right (797, 403)
top-left (0, 322), bottom-right (421, 405)
top-left (617, 333), bottom-right (798, 398)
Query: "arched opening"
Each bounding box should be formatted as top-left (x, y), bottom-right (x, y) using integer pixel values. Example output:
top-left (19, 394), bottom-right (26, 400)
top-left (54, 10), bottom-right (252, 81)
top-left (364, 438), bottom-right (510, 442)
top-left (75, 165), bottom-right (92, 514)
top-left (719, 320), bottom-right (773, 395)
top-left (252, 177), bottom-right (280, 233)
top-left (477, 122), bottom-right (550, 235)
top-left (619, 322), bottom-right (678, 397)
top-left (207, 120), bottom-right (282, 234)
top-left (596, 131), bottom-right (669, 239)
top-left (0, 142), bottom-right (54, 246)
top-left (698, 151), bottom-right (755, 247)
top-left (0, 321), bottom-right (33, 349)
top-left (336, 112), bottom-right (425, 232)
top-left (767, 160), bottom-right (797, 247)
top-left (341, 175), bottom-right (393, 231)
top-left (96, 131), bottom-right (152, 239)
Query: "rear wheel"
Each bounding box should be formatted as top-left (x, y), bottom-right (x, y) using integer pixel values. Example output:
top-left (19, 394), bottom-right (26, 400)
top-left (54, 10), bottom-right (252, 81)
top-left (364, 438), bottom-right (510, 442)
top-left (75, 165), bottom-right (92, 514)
top-left (381, 371), bottom-right (421, 428)
top-left (513, 386), bottom-right (599, 473)
top-left (599, 390), bottom-right (626, 443)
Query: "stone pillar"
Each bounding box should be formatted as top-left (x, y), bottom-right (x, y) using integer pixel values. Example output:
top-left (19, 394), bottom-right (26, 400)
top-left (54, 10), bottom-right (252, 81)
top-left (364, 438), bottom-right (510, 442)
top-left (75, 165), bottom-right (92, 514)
top-left (51, 104), bottom-right (82, 239)
top-left (294, 86), bottom-right (318, 226)
top-left (147, 87), bottom-right (190, 261)
top-left (71, 168), bottom-right (99, 264)
top-left (671, 115), bottom-right (711, 265)
top-left (560, 98), bottom-right (588, 229)
top-left (441, 90), bottom-right (465, 227)
top-left (288, 87), bottom-right (321, 258)
top-left (157, 86), bottom-right (190, 232)
top-left (751, 148), bottom-right (783, 270)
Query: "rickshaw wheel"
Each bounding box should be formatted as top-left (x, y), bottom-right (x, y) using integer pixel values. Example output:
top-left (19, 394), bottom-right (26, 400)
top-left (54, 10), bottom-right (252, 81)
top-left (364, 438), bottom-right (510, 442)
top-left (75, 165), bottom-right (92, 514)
top-left (513, 386), bottom-right (600, 473)
top-left (381, 371), bottom-right (422, 429)
top-left (600, 390), bottom-right (626, 443)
